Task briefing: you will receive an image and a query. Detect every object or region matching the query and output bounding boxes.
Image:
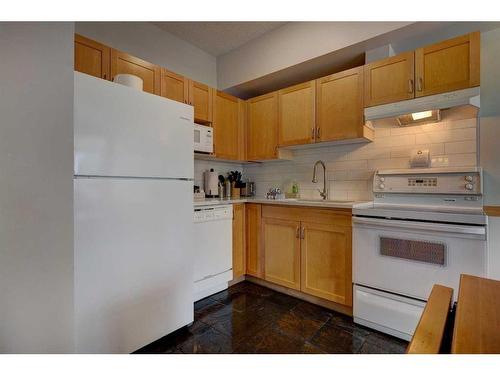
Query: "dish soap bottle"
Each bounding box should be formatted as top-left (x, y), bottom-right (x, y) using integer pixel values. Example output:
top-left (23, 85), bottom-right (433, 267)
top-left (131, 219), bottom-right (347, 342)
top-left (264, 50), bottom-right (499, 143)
top-left (292, 181), bottom-right (299, 197)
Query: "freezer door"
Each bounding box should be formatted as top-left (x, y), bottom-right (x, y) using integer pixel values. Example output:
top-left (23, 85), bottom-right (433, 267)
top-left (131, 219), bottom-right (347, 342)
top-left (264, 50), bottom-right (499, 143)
top-left (74, 177), bottom-right (193, 353)
top-left (74, 72), bottom-right (193, 179)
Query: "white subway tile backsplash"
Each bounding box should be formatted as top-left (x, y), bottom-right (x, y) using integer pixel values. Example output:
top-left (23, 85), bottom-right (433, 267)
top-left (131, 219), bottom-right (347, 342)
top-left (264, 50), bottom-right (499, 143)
top-left (415, 127), bottom-right (476, 144)
top-left (431, 153), bottom-right (477, 167)
top-left (390, 143), bottom-right (445, 158)
top-left (194, 160), bottom-right (243, 190)
top-left (444, 140), bottom-right (477, 154)
top-left (368, 157), bottom-right (410, 170)
top-left (243, 118), bottom-right (478, 200)
top-left (326, 160), bottom-right (368, 171)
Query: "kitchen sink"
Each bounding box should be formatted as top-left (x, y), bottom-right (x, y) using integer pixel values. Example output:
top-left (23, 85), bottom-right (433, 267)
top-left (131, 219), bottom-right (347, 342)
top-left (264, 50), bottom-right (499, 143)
top-left (293, 199), bottom-right (354, 204)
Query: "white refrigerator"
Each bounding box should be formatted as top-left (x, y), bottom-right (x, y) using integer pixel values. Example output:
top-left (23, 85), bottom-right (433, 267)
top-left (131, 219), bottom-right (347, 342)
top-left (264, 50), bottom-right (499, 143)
top-left (73, 72), bottom-right (194, 353)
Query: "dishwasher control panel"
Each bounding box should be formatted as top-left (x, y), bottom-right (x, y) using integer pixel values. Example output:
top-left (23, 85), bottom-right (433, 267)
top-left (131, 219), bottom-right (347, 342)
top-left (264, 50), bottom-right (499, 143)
top-left (194, 205), bottom-right (233, 222)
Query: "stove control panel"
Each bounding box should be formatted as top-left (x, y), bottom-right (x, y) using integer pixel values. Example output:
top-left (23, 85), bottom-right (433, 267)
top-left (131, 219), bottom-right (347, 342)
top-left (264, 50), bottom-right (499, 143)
top-left (373, 168), bottom-right (482, 195)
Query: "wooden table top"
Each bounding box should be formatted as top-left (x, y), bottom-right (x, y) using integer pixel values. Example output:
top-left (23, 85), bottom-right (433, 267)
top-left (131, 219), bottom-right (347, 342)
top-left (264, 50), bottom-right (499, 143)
top-left (452, 274), bottom-right (500, 354)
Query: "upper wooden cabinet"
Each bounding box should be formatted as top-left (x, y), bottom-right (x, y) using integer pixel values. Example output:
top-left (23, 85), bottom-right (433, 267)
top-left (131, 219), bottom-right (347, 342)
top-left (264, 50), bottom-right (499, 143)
top-left (246, 92), bottom-right (279, 160)
top-left (278, 81), bottom-right (316, 146)
top-left (74, 34), bottom-right (111, 80)
top-left (111, 49), bottom-right (161, 95)
top-left (213, 91), bottom-right (241, 160)
top-left (262, 217), bottom-right (301, 290)
top-left (189, 80), bottom-right (213, 124)
top-left (364, 51), bottom-right (415, 107)
top-left (232, 204), bottom-right (246, 279)
top-left (246, 204), bottom-right (263, 278)
top-left (415, 32), bottom-right (480, 97)
top-left (161, 68), bottom-right (189, 104)
top-left (316, 67), bottom-right (364, 141)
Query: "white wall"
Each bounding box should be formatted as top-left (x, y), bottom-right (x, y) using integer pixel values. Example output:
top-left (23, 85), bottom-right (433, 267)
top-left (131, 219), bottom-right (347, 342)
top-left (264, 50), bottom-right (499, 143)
top-left (0, 23), bottom-right (75, 353)
top-left (75, 22), bottom-right (217, 87)
top-left (480, 27), bottom-right (500, 279)
top-left (244, 118), bottom-right (477, 200)
top-left (217, 22), bottom-right (411, 90)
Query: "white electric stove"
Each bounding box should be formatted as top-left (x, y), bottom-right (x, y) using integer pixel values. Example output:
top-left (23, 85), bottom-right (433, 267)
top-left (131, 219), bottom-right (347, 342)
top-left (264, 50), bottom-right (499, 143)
top-left (352, 167), bottom-right (487, 341)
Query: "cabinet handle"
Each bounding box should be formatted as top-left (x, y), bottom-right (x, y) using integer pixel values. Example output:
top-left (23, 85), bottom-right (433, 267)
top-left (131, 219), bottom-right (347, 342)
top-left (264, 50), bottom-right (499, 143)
top-left (311, 127), bottom-right (315, 140)
top-left (296, 227), bottom-right (300, 239)
top-left (408, 79), bottom-right (413, 93)
top-left (300, 227), bottom-right (305, 239)
top-left (417, 77), bottom-right (423, 92)
top-left (316, 127), bottom-right (321, 139)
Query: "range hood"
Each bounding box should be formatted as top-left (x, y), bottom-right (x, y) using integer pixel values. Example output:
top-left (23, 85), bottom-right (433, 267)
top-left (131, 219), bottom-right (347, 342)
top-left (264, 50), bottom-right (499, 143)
top-left (364, 87), bottom-right (480, 122)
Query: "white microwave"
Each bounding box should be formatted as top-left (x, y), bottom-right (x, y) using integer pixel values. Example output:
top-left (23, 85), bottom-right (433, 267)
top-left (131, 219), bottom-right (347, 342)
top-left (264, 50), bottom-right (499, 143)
top-left (194, 123), bottom-right (213, 153)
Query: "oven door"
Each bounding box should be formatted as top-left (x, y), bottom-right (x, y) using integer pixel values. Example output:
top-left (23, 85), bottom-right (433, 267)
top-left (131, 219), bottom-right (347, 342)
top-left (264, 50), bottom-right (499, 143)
top-left (352, 216), bottom-right (487, 301)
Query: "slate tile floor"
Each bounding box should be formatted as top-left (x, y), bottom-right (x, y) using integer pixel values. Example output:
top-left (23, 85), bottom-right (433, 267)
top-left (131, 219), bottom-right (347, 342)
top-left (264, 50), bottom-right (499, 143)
top-left (135, 281), bottom-right (407, 354)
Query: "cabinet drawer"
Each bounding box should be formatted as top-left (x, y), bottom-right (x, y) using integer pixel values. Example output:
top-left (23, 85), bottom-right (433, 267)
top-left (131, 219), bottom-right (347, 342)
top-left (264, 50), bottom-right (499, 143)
top-left (261, 205), bottom-right (352, 227)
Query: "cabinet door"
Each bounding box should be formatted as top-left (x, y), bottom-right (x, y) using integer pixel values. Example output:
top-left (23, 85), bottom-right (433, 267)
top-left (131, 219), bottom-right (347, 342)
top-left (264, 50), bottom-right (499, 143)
top-left (74, 34), bottom-right (110, 80)
top-left (246, 92), bottom-right (278, 160)
top-left (237, 100), bottom-right (247, 161)
top-left (301, 221), bottom-right (352, 306)
top-left (316, 67), bottom-right (364, 142)
top-left (415, 32), bottom-right (480, 97)
top-left (263, 217), bottom-right (301, 290)
top-left (161, 68), bottom-right (189, 104)
top-left (246, 204), bottom-right (263, 277)
top-left (278, 81), bottom-right (316, 146)
top-left (213, 91), bottom-right (239, 160)
top-left (364, 51), bottom-right (415, 107)
top-left (232, 204), bottom-right (246, 279)
top-left (111, 49), bottom-right (161, 95)
top-left (189, 80), bottom-right (213, 124)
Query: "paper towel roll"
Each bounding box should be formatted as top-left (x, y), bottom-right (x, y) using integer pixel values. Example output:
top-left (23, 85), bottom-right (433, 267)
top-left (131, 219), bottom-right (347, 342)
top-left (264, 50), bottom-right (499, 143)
top-left (113, 74), bottom-right (143, 91)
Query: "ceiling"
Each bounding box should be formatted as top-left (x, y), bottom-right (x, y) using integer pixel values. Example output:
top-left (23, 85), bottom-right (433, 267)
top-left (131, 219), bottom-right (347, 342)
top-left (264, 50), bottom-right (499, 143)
top-left (152, 22), bottom-right (287, 56)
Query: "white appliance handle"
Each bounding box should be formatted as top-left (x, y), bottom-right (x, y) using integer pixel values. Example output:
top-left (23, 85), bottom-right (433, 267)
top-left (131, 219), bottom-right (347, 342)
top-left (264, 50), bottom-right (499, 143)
top-left (352, 216), bottom-right (486, 237)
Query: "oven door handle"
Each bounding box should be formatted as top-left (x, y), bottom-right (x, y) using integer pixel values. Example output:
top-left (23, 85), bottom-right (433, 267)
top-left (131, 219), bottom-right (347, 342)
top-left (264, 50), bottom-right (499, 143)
top-left (352, 216), bottom-right (486, 237)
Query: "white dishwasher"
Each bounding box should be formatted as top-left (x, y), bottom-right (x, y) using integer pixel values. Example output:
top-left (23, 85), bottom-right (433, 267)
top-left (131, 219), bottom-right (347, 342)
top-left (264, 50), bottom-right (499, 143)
top-left (193, 205), bottom-right (233, 301)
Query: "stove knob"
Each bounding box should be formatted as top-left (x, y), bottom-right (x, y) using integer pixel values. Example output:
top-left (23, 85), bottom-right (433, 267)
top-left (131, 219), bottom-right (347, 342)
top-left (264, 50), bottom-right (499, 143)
top-left (379, 183), bottom-right (385, 189)
top-left (465, 183), bottom-right (473, 190)
top-left (379, 177), bottom-right (385, 182)
top-left (465, 175), bottom-right (473, 182)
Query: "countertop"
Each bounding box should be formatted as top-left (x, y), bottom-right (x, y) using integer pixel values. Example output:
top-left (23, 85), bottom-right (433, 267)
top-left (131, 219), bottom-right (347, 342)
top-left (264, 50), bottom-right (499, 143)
top-left (193, 197), bottom-right (371, 209)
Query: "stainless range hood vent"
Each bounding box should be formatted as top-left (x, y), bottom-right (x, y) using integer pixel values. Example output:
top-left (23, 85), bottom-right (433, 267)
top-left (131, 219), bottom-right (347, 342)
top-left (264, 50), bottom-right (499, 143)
top-left (364, 87), bottom-right (480, 122)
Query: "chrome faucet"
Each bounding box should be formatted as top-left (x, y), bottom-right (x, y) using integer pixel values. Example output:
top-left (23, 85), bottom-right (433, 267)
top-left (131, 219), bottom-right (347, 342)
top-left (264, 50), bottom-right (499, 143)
top-left (312, 160), bottom-right (328, 200)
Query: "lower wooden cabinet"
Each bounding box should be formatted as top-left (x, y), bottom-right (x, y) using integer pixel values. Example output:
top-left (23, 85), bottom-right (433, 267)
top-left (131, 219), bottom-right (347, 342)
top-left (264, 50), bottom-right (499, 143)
top-left (258, 205), bottom-right (353, 307)
top-left (262, 217), bottom-right (301, 290)
top-left (301, 221), bottom-right (352, 306)
top-left (232, 204), bottom-right (246, 279)
top-left (245, 203), bottom-right (263, 277)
